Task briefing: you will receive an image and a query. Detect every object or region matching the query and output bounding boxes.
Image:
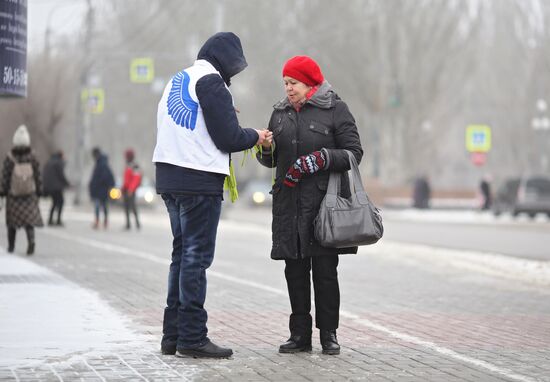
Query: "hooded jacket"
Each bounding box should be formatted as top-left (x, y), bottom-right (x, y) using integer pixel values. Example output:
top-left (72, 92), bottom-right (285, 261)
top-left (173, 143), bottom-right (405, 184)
top-left (89, 153), bottom-right (115, 201)
top-left (153, 32), bottom-right (258, 195)
top-left (43, 153), bottom-right (70, 193)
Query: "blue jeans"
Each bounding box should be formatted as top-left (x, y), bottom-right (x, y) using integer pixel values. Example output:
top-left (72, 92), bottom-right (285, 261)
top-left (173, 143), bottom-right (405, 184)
top-left (161, 193), bottom-right (222, 349)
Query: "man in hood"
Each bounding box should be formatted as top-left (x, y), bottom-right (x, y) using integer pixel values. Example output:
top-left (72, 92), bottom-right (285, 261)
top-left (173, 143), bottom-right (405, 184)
top-left (152, 32), bottom-right (271, 359)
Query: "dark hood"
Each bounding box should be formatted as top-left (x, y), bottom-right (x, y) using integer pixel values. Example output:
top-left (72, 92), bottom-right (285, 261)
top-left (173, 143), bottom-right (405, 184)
top-left (197, 32), bottom-right (247, 86)
top-left (96, 153), bottom-right (109, 165)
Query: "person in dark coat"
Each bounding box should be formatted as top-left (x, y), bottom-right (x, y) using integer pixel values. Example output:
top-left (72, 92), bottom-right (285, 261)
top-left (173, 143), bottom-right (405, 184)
top-left (0, 125), bottom-right (43, 255)
top-left (412, 176), bottom-right (431, 209)
top-left (479, 176), bottom-right (492, 210)
top-left (257, 55), bottom-right (363, 355)
top-left (43, 150), bottom-right (70, 226)
top-left (88, 147), bottom-right (115, 229)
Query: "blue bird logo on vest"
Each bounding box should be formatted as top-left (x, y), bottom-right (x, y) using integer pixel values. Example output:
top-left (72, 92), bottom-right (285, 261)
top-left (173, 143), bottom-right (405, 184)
top-left (167, 70), bottom-right (198, 130)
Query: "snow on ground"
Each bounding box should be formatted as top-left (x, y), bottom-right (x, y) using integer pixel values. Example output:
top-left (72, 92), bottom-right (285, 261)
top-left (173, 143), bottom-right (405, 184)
top-left (0, 251), bottom-right (149, 368)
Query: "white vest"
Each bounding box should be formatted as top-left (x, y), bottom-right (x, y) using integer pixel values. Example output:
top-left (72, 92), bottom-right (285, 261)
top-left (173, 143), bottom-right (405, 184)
top-left (152, 60), bottom-right (230, 175)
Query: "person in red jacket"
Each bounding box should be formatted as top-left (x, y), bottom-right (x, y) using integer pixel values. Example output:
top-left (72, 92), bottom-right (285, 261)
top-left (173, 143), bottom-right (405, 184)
top-left (122, 149), bottom-right (141, 230)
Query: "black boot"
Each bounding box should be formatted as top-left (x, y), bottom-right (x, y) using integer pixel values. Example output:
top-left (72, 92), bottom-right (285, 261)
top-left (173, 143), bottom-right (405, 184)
top-left (26, 242), bottom-right (35, 256)
top-left (320, 330), bottom-right (340, 355)
top-left (176, 339), bottom-right (232, 358)
top-left (160, 342), bottom-right (176, 355)
top-left (25, 227), bottom-right (35, 256)
top-left (7, 227), bottom-right (16, 253)
top-left (279, 335), bottom-right (312, 353)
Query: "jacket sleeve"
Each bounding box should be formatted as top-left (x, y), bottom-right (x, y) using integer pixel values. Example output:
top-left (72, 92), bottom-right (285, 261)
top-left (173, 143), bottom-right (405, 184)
top-left (122, 167), bottom-right (132, 191)
top-left (57, 162), bottom-right (70, 188)
top-left (196, 74), bottom-right (258, 153)
top-left (128, 167), bottom-right (142, 193)
top-left (256, 111), bottom-right (278, 168)
top-left (324, 101), bottom-right (363, 171)
top-left (0, 157), bottom-right (13, 197)
top-left (32, 157), bottom-right (42, 196)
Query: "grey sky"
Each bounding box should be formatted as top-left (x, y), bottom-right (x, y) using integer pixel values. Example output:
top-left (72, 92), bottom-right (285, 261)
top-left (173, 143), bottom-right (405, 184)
top-left (27, 0), bottom-right (86, 51)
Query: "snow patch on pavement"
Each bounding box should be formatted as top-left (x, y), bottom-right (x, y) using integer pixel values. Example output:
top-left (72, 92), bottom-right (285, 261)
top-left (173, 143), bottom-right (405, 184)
top-left (0, 251), bottom-right (149, 368)
top-left (370, 241), bottom-right (550, 287)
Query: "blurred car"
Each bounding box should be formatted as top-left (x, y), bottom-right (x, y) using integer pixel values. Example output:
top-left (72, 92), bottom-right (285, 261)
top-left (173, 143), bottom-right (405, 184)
top-left (492, 175), bottom-right (550, 218)
top-left (109, 177), bottom-right (157, 206)
top-left (239, 179), bottom-right (273, 207)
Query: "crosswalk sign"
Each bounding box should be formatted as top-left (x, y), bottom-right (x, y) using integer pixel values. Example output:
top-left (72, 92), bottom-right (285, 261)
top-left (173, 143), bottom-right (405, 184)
top-left (466, 125), bottom-right (491, 152)
top-left (81, 88), bottom-right (104, 114)
top-left (130, 58), bottom-right (155, 83)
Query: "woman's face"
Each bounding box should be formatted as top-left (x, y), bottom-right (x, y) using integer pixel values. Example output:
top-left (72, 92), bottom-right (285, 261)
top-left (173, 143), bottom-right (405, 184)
top-left (284, 76), bottom-right (311, 104)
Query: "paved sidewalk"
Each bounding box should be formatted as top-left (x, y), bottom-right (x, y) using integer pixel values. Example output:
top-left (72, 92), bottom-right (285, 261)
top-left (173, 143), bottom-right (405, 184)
top-left (0, 207), bottom-right (549, 381)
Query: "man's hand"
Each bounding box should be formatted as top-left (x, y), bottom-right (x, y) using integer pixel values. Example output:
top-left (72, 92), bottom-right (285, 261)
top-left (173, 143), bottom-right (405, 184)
top-left (255, 129), bottom-right (273, 147)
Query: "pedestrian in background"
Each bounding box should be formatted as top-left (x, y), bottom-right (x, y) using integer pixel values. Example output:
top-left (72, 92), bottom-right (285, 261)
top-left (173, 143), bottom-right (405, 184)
top-left (0, 125), bottom-right (43, 255)
top-left (43, 150), bottom-right (70, 226)
top-left (153, 32), bottom-right (270, 358)
top-left (256, 55), bottom-right (363, 355)
top-left (479, 175), bottom-right (492, 210)
top-left (122, 148), bottom-right (141, 230)
top-left (88, 147), bottom-right (115, 229)
top-left (412, 176), bottom-right (431, 209)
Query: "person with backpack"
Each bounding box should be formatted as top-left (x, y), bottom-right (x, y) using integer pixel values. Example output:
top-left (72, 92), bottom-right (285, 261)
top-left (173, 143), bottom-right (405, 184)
top-left (0, 125), bottom-right (44, 255)
top-left (122, 148), bottom-right (141, 230)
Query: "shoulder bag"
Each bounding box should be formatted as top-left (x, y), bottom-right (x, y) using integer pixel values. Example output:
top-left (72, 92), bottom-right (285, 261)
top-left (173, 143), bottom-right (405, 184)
top-left (314, 150), bottom-right (383, 248)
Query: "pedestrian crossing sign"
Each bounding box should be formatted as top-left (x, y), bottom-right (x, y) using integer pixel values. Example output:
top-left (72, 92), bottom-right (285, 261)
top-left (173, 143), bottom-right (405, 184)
top-left (466, 125), bottom-right (491, 152)
top-left (130, 58), bottom-right (155, 83)
top-left (81, 88), bottom-right (105, 114)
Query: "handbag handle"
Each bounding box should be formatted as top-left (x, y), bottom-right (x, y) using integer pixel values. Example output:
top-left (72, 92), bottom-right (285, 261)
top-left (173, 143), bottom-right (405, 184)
top-left (325, 150), bottom-right (369, 207)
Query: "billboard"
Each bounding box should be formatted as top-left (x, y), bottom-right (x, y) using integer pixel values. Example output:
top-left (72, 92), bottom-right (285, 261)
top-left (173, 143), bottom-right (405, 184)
top-left (0, 0), bottom-right (27, 97)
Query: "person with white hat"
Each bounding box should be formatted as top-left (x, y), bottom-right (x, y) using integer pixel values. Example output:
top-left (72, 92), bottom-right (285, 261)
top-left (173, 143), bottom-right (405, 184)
top-left (0, 125), bottom-right (44, 255)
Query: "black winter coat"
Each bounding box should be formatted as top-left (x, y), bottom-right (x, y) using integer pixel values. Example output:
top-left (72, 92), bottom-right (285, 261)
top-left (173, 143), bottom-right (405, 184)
top-left (89, 154), bottom-right (115, 201)
top-left (257, 81), bottom-right (363, 260)
top-left (43, 153), bottom-right (69, 194)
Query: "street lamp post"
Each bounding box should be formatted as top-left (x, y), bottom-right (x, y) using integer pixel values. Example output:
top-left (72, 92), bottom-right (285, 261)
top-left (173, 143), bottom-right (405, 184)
top-left (531, 99), bottom-right (550, 172)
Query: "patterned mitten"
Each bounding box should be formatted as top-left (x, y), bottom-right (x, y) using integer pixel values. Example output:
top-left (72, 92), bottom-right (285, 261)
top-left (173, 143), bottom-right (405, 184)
top-left (284, 150), bottom-right (327, 187)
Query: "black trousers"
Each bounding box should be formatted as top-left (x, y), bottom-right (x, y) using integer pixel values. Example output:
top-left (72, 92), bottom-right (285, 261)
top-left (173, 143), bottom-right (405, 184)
top-left (48, 190), bottom-right (64, 224)
top-left (284, 255), bottom-right (340, 336)
top-left (123, 191), bottom-right (140, 229)
top-left (8, 225), bottom-right (34, 249)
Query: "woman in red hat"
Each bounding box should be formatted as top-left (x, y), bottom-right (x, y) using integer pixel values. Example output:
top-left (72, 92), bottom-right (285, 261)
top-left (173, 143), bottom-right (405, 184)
top-left (257, 56), bottom-right (363, 355)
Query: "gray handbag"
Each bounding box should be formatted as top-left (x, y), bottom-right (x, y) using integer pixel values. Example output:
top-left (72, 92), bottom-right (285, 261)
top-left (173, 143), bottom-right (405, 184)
top-left (314, 150), bottom-right (383, 248)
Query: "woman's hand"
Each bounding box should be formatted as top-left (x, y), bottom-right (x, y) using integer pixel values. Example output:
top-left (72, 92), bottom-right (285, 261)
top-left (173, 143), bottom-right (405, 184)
top-left (255, 129), bottom-right (273, 148)
top-left (283, 150), bottom-right (327, 187)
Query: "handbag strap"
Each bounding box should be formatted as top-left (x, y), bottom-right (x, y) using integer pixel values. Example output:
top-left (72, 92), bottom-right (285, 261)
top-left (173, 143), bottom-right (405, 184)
top-left (325, 150), bottom-right (369, 207)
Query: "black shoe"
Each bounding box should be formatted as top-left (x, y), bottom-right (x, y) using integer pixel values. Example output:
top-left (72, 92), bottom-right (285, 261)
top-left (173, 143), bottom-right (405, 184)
top-left (320, 330), bottom-right (340, 355)
top-left (161, 343), bottom-right (176, 355)
top-left (176, 339), bottom-right (233, 359)
top-left (7, 245), bottom-right (14, 253)
top-left (279, 335), bottom-right (312, 353)
top-left (26, 242), bottom-right (35, 256)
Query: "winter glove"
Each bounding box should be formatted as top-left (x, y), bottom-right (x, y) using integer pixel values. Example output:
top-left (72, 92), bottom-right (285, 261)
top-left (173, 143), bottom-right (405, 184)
top-left (284, 150), bottom-right (328, 187)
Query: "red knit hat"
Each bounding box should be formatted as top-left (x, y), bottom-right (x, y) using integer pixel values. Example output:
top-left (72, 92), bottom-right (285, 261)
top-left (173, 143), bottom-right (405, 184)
top-left (125, 148), bottom-right (135, 161)
top-left (282, 56), bottom-right (324, 86)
